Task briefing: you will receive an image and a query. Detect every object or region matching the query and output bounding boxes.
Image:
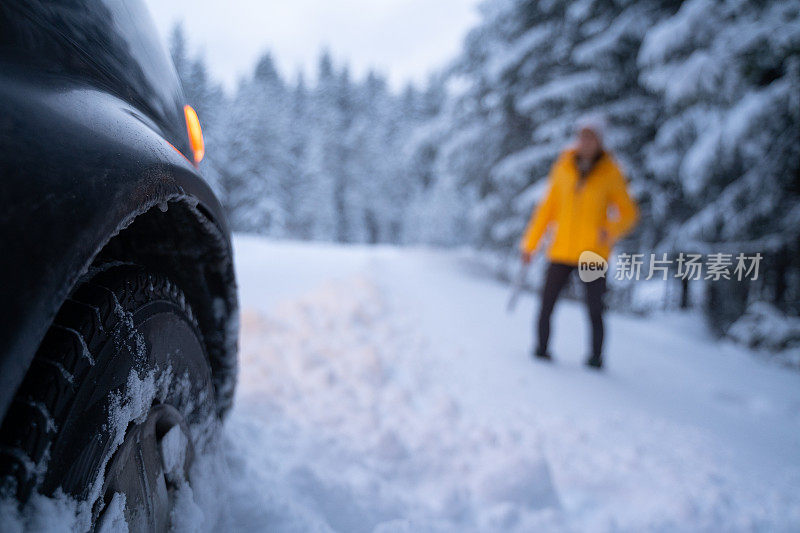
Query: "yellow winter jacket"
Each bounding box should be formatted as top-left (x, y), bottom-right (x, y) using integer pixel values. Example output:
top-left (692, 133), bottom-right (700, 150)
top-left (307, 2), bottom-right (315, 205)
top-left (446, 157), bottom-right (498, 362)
top-left (520, 149), bottom-right (638, 265)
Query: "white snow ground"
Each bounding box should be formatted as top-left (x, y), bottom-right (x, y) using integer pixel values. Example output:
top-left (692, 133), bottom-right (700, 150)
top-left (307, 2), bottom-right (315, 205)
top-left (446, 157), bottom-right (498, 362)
top-left (3, 234), bottom-right (800, 532)
top-left (219, 235), bottom-right (800, 532)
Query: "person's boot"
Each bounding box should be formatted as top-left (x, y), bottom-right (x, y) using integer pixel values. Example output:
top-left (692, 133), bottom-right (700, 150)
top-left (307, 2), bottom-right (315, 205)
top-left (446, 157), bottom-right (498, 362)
top-left (585, 353), bottom-right (603, 369)
top-left (533, 346), bottom-right (552, 362)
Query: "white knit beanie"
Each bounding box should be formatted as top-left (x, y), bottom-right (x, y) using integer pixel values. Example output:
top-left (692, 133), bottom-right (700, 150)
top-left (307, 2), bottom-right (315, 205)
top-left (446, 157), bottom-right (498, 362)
top-left (576, 113), bottom-right (607, 145)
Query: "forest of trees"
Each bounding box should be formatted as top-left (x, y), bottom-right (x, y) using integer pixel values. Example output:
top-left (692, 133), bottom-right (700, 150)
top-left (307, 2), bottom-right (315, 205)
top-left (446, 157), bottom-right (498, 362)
top-left (170, 26), bottom-right (446, 245)
top-left (170, 0), bottom-right (799, 335)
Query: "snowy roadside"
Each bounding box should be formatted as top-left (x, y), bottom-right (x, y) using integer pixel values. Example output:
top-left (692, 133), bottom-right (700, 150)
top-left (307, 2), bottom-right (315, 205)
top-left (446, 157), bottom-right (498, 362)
top-left (219, 236), bottom-right (800, 531)
top-left (220, 277), bottom-right (564, 531)
top-left (2, 235), bottom-right (799, 531)
top-left (222, 273), bottom-right (799, 531)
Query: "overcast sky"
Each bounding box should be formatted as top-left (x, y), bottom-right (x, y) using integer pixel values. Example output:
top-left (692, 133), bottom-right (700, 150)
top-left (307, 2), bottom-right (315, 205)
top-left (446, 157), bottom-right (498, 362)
top-left (143, 0), bottom-right (480, 92)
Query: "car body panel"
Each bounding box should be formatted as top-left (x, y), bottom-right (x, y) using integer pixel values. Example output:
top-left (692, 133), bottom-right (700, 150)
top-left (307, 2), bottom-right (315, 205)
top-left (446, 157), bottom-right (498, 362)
top-left (0, 0), bottom-right (192, 160)
top-left (0, 1), bottom-right (237, 420)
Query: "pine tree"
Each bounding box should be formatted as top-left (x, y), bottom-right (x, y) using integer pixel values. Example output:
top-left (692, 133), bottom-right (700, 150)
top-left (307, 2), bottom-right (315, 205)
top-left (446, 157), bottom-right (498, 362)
top-left (428, 0), bottom-right (681, 251)
top-left (640, 0), bottom-right (800, 326)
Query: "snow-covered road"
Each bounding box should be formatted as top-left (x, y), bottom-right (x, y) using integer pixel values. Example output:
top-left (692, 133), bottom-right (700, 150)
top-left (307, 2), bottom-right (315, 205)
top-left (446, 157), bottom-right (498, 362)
top-left (218, 235), bottom-right (800, 532)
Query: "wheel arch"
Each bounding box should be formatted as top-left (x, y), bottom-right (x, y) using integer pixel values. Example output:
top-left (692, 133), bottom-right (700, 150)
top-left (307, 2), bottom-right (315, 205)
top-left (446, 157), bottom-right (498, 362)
top-left (92, 198), bottom-right (239, 418)
top-left (0, 69), bottom-right (238, 422)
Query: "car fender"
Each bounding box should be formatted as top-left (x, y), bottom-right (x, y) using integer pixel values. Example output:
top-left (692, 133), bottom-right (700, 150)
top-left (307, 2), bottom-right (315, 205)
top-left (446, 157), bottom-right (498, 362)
top-left (0, 66), bottom-right (237, 420)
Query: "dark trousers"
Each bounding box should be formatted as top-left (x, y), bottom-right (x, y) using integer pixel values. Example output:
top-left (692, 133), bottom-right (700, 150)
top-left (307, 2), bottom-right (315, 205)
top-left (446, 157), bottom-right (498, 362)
top-left (536, 262), bottom-right (606, 358)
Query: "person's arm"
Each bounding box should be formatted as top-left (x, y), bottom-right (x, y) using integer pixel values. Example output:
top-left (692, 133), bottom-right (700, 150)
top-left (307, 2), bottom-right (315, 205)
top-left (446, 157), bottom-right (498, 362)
top-left (520, 175), bottom-right (557, 257)
top-left (606, 167), bottom-right (638, 242)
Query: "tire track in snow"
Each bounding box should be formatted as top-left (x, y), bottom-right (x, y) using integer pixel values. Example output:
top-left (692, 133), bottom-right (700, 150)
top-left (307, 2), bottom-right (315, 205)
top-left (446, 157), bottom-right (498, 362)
top-left (218, 271), bottom-right (800, 532)
top-left (221, 275), bottom-right (564, 532)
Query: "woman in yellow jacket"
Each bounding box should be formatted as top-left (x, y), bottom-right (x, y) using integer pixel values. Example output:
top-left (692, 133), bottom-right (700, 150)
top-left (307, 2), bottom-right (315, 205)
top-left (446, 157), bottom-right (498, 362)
top-left (520, 118), bottom-right (638, 369)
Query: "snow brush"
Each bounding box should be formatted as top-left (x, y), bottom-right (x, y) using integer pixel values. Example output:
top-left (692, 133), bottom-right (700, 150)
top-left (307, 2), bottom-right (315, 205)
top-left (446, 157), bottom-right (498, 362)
top-left (506, 261), bottom-right (529, 313)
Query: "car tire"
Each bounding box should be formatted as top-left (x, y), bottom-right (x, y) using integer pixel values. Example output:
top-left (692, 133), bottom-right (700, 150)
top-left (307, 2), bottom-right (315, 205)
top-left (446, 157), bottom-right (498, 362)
top-left (0, 265), bottom-right (218, 531)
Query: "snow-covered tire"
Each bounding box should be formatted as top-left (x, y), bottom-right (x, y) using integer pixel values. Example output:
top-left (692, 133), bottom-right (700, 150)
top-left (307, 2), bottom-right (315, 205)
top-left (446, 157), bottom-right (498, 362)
top-left (0, 265), bottom-right (217, 530)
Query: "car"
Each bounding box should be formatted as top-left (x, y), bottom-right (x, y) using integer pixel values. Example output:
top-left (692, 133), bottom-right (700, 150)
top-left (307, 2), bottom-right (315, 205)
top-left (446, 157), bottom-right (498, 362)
top-left (0, 0), bottom-right (238, 530)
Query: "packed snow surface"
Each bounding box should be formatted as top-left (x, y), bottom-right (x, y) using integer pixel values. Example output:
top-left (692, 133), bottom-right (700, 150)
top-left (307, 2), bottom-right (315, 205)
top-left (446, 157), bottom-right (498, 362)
top-left (4, 234), bottom-right (800, 531)
top-left (221, 235), bottom-right (800, 531)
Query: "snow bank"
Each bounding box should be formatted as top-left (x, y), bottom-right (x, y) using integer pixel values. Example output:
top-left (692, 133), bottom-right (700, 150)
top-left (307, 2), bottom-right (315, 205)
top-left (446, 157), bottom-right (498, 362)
top-left (728, 302), bottom-right (800, 365)
top-left (216, 242), bottom-right (800, 530)
top-left (219, 276), bottom-right (564, 531)
top-left (0, 492), bottom-right (84, 533)
top-left (4, 238), bottom-right (800, 531)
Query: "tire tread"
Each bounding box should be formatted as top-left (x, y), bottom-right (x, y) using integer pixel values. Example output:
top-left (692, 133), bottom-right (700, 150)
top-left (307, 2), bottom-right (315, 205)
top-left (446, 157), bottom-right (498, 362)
top-left (0, 265), bottom-right (197, 501)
